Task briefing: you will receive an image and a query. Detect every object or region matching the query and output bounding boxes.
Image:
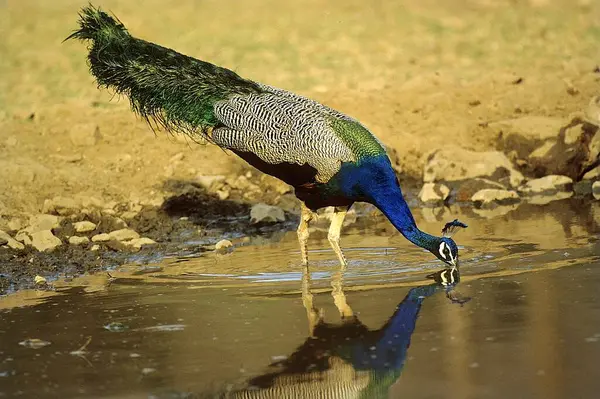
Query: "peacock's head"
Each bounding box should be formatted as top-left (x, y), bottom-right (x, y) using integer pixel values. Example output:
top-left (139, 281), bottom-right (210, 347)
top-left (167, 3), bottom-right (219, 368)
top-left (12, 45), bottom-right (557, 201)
top-left (433, 237), bottom-right (459, 266)
top-left (432, 219), bottom-right (468, 266)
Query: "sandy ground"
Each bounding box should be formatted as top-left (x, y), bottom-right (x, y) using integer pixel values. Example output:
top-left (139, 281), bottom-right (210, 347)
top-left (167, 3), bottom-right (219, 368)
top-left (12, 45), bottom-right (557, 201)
top-left (1, 0), bottom-right (599, 226)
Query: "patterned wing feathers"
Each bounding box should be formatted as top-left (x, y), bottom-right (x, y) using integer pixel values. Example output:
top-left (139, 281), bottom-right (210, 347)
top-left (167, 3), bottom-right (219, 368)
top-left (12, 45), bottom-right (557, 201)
top-left (212, 92), bottom-right (357, 182)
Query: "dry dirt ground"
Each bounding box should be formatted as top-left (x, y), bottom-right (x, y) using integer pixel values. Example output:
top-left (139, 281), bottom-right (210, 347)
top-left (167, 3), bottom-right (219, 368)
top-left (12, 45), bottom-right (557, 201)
top-left (0, 0), bottom-right (599, 292)
top-left (1, 0), bottom-right (599, 225)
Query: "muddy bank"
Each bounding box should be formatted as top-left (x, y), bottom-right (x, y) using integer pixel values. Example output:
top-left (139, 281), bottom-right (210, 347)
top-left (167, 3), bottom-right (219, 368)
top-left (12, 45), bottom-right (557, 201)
top-left (0, 174), bottom-right (306, 294)
top-left (1, 177), bottom-right (598, 296)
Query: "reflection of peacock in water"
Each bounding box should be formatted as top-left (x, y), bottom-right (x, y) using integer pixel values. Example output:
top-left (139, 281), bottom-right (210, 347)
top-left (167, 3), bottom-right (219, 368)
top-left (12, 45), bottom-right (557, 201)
top-left (69, 5), bottom-right (467, 266)
top-left (207, 267), bottom-right (469, 398)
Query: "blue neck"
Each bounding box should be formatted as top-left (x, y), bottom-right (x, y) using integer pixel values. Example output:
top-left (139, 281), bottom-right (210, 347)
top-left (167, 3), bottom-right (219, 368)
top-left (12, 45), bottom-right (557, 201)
top-left (371, 185), bottom-right (438, 251)
top-left (337, 156), bottom-right (438, 252)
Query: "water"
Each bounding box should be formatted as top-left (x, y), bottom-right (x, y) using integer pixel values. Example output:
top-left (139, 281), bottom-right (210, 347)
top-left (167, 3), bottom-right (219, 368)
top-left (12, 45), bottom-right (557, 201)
top-left (1, 200), bottom-right (599, 398)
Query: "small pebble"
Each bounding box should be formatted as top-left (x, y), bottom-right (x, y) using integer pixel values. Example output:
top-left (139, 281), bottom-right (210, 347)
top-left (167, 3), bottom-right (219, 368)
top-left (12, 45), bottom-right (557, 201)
top-left (104, 322), bottom-right (128, 332)
top-left (91, 233), bottom-right (110, 242)
top-left (19, 339), bottom-right (51, 349)
top-left (73, 221), bottom-right (97, 233)
top-left (69, 236), bottom-right (90, 246)
top-left (34, 275), bottom-right (47, 285)
top-left (215, 239), bottom-right (233, 254)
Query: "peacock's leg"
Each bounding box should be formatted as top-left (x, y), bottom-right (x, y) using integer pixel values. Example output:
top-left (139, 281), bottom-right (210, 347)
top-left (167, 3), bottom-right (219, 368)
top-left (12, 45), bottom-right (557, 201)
top-left (328, 206), bottom-right (349, 266)
top-left (297, 203), bottom-right (315, 265)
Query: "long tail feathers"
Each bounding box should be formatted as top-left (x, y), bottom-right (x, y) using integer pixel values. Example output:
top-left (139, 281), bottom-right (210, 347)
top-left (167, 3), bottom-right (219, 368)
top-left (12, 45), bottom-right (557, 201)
top-left (67, 4), bottom-right (262, 139)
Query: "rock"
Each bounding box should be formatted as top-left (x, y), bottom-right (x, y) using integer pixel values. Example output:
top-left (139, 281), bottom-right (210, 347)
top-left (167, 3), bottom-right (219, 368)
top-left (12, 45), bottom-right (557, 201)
top-left (15, 230), bottom-right (32, 245)
top-left (91, 233), bottom-right (111, 242)
top-left (526, 135), bottom-right (595, 179)
top-left (276, 193), bottom-right (301, 213)
top-left (27, 214), bottom-right (61, 232)
top-left (73, 221), bottom-right (97, 233)
top-left (128, 237), bottom-right (157, 250)
top-left (525, 98), bottom-right (600, 180)
top-left (100, 215), bottom-right (128, 231)
top-left (105, 240), bottom-right (132, 252)
top-left (455, 178), bottom-right (506, 202)
top-left (418, 183), bottom-right (450, 204)
top-left (423, 146), bottom-right (524, 187)
top-left (195, 174), bottom-right (227, 191)
top-left (215, 239), bottom-right (233, 254)
top-left (583, 166), bottom-right (599, 180)
top-left (120, 211), bottom-right (138, 221)
top-left (90, 244), bottom-right (100, 251)
top-left (489, 116), bottom-right (565, 158)
top-left (34, 275), bottom-right (47, 285)
top-left (593, 181), bottom-right (600, 200)
top-left (7, 218), bottom-right (26, 232)
top-left (108, 228), bottom-right (140, 241)
top-left (30, 230), bottom-right (62, 252)
top-left (528, 141), bottom-right (555, 160)
top-left (574, 180), bottom-right (593, 196)
top-left (216, 189), bottom-right (230, 200)
top-left (583, 96), bottom-right (600, 126)
top-left (471, 189), bottom-right (520, 208)
top-left (518, 175), bottom-right (573, 195)
top-left (128, 203), bottom-right (143, 213)
top-left (19, 338), bottom-right (51, 349)
top-left (42, 196), bottom-right (80, 216)
top-left (230, 175), bottom-right (260, 192)
top-left (260, 174), bottom-right (292, 195)
top-left (68, 236), bottom-right (90, 245)
top-left (250, 203), bottom-right (286, 224)
top-left (69, 123), bottom-right (102, 146)
top-left (14, 215), bottom-right (61, 247)
top-left (243, 190), bottom-right (261, 201)
top-left (0, 230), bottom-right (25, 250)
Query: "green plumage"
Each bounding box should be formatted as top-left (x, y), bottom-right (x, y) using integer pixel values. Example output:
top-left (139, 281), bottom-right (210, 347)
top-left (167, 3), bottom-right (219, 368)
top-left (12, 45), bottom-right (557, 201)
top-left (67, 6), bottom-right (262, 138)
top-left (328, 117), bottom-right (386, 160)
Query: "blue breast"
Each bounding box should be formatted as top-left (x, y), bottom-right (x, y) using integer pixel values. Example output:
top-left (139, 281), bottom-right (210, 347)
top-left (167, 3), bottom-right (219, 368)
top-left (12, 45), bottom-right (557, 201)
top-left (332, 155), bottom-right (398, 200)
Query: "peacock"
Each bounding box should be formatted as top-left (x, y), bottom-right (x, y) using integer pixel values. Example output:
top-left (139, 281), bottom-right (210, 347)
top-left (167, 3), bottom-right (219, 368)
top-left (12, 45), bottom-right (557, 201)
top-left (68, 5), bottom-right (467, 267)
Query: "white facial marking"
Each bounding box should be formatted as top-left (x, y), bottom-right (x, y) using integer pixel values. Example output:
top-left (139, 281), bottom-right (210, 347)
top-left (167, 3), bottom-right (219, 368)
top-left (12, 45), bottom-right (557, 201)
top-left (438, 242), bottom-right (448, 260)
top-left (448, 249), bottom-right (456, 263)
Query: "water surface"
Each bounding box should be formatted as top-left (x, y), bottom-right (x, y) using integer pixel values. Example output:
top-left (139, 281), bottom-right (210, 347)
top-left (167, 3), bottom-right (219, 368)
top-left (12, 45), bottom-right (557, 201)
top-left (1, 200), bottom-right (599, 398)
